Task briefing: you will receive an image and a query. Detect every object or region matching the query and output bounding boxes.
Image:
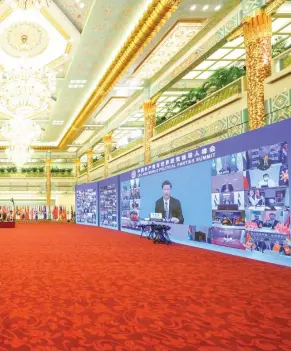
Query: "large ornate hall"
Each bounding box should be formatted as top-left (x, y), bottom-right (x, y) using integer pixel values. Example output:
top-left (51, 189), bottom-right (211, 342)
top-left (0, 1), bottom-right (291, 350)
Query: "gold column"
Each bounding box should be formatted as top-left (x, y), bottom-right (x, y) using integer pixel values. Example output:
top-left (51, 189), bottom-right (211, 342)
top-left (46, 157), bottom-right (51, 207)
top-left (74, 158), bottom-right (80, 181)
top-left (103, 133), bottom-right (113, 179)
top-left (143, 99), bottom-right (156, 164)
top-left (87, 148), bottom-right (93, 183)
top-left (243, 10), bottom-right (272, 130)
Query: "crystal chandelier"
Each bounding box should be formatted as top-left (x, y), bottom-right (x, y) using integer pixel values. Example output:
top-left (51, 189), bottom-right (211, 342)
top-left (1, 117), bottom-right (41, 166)
top-left (0, 56), bottom-right (56, 117)
top-left (7, 0), bottom-right (52, 9)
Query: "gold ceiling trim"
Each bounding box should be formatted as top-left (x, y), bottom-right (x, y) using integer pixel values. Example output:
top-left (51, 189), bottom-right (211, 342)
top-left (40, 8), bottom-right (70, 40)
top-left (58, 0), bottom-right (182, 149)
top-left (0, 8), bottom-right (12, 24)
top-left (133, 19), bottom-right (206, 77)
top-left (46, 56), bottom-right (64, 70)
top-left (0, 146), bottom-right (58, 151)
top-left (65, 41), bottom-right (72, 55)
top-left (265, 0), bottom-right (286, 16)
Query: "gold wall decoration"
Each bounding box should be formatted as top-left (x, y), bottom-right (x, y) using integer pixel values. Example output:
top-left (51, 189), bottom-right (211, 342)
top-left (45, 158), bottom-right (51, 206)
top-left (243, 10), bottom-right (272, 130)
top-left (103, 132), bottom-right (113, 179)
top-left (74, 158), bottom-right (80, 179)
top-left (143, 99), bottom-right (156, 164)
top-left (86, 148), bottom-right (93, 183)
top-left (58, 0), bottom-right (182, 149)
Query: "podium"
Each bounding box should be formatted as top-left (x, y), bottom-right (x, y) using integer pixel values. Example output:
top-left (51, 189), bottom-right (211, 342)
top-left (0, 222), bottom-right (15, 228)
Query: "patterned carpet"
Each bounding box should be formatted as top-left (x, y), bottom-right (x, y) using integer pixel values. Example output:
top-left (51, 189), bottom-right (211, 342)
top-left (0, 224), bottom-right (291, 351)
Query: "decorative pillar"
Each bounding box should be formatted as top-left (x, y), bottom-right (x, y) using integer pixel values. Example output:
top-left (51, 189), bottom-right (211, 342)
top-left (243, 9), bottom-right (272, 130)
top-left (74, 158), bottom-right (80, 182)
top-left (87, 148), bottom-right (93, 183)
top-left (45, 153), bottom-right (51, 207)
top-left (143, 99), bottom-right (156, 164)
top-left (103, 133), bottom-right (113, 179)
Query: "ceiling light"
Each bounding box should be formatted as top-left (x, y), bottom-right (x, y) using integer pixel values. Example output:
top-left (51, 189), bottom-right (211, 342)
top-left (202, 5), bottom-right (209, 11)
top-left (215, 5), bottom-right (221, 11)
top-left (69, 79), bottom-right (87, 84)
top-left (75, 0), bottom-right (85, 8)
top-left (0, 60), bottom-right (56, 117)
top-left (1, 118), bottom-right (41, 167)
top-left (52, 120), bottom-right (64, 125)
top-left (190, 5), bottom-right (196, 11)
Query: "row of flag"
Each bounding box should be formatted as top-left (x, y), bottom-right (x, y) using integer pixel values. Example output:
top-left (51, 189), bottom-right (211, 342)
top-left (0, 205), bottom-right (75, 221)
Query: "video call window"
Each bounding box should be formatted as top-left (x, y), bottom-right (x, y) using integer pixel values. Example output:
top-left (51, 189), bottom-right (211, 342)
top-left (211, 152), bottom-right (246, 176)
top-left (245, 164), bottom-right (288, 190)
top-left (212, 191), bottom-right (244, 210)
top-left (211, 172), bottom-right (245, 193)
top-left (246, 210), bottom-right (284, 229)
top-left (212, 210), bottom-right (245, 226)
top-left (247, 142), bottom-right (288, 170)
top-left (245, 188), bottom-right (289, 210)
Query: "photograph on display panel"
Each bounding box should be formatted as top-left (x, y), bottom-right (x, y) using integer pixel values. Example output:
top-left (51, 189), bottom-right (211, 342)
top-left (99, 182), bottom-right (118, 229)
top-left (76, 187), bottom-right (97, 225)
top-left (120, 179), bottom-right (141, 230)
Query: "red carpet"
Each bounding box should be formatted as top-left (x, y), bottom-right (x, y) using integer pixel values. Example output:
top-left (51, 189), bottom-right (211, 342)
top-left (0, 224), bottom-right (291, 351)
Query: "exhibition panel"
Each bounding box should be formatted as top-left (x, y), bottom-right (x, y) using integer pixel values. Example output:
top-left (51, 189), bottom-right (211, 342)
top-left (76, 182), bottom-right (98, 226)
top-left (76, 119), bottom-right (291, 264)
top-left (98, 176), bottom-right (119, 230)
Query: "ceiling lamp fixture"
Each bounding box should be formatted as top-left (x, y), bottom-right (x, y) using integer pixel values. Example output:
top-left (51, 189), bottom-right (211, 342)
top-left (1, 117), bottom-right (41, 166)
top-left (74, 0), bottom-right (86, 9)
top-left (7, 0), bottom-right (52, 9)
top-left (0, 58), bottom-right (56, 117)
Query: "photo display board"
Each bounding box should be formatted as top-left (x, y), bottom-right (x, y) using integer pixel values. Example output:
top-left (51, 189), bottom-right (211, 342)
top-left (75, 182), bottom-right (98, 225)
top-left (99, 176), bottom-right (119, 230)
top-left (76, 118), bottom-right (291, 265)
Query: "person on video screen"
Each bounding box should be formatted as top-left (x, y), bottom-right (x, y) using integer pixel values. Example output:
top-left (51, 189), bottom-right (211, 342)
top-left (258, 173), bottom-right (276, 188)
top-left (155, 180), bottom-right (184, 224)
top-left (252, 214), bottom-right (263, 228)
top-left (221, 179), bottom-right (234, 193)
top-left (263, 213), bottom-right (280, 229)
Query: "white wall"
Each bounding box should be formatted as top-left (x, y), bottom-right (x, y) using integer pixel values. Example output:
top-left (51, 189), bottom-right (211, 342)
top-left (54, 193), bottom-right (75, 206)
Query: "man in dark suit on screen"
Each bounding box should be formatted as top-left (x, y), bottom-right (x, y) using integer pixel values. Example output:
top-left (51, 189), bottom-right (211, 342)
top-left (221, 180), bottom-right (234, 193)
top-left (155, 180), bottom-right (184, 224)
top-left (263, 213), bottom-right (280, 229)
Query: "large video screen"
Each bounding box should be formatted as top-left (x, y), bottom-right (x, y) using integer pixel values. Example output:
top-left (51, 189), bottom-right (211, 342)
top-left (76, 183), bottom-right (98, 225)
top-left (76, 118), bottom-right (291, 266)
top-left (120, 149), bottom-right (214, 241)
top-left (119, 128), bottom-right (291, 262)
top-left (99, 177), bottom-right (119, 230)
